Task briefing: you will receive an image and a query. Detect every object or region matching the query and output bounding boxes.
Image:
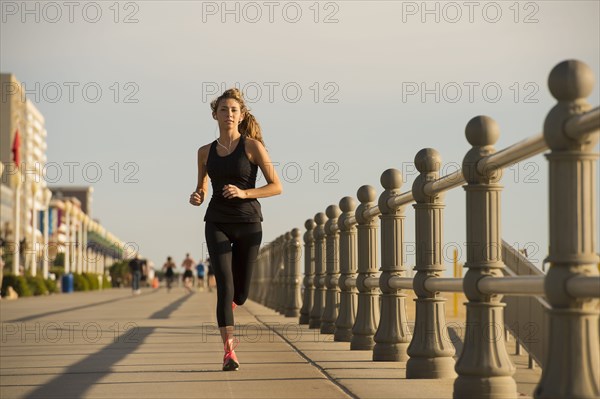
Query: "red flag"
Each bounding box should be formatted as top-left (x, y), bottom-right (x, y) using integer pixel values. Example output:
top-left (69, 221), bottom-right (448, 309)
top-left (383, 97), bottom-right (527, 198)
top-left (11, 129), bottom-right (20, 168)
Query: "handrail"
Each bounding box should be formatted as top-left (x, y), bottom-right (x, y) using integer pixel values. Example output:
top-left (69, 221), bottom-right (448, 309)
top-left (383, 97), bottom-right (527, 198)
top-left (476, 133), bottom-right (547, 177)
top-left (424, 277), bottom-right (463, 293)
top-left (478, 276), bottom-right (545, 296)
top-left (341, 106), bottom-right (597, 228)
top-left (566, 276), bottom-right (600, 298)
top-left (364, 276), bottom-right (380, 289)
top-left (388, 191), bottom-right (416, 212)
top-left (565, 106), bottom-right (600, 139)
top-left (388, 276), bottom-right (413, 290)
top-left (423, 171), bottom-right (464, 197)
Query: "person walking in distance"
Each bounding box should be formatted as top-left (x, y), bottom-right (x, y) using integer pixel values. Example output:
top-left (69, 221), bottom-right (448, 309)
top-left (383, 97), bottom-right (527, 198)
top-left (162, 256), bottom-right (176, 292)
top-left (129, 253), bottom-right (143, 295)
top-left (182, 253), bottom-right (195, 293)
top-left (195, 259), bottom-right (206, 291)
top-left (206, 257), bottom-right (216, 292)
top-left (189, 88), bottom-right (282, 372)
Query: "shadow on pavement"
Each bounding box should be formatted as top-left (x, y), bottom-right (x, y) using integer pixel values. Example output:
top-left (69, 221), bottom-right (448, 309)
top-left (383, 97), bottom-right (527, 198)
top-left (23, 292), bottom-right (193, 399)
top-left (24, 326), bottom-right (155, 399)
top-left (149, 292), bottom-right (194, 319)
top-left (7, 290), bottom-right (159, 323)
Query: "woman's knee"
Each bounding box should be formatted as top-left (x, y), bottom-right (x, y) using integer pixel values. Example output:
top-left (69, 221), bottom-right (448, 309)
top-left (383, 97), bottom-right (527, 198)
top-left (234, 293), bottom-right (248, 305)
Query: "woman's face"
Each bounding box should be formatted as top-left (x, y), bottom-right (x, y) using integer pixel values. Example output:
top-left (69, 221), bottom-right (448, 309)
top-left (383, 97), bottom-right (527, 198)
top-left (214, 98), bottom-right (243, 130)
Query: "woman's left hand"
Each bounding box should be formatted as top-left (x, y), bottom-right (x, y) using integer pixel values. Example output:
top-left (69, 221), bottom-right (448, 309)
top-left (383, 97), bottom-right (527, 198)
top-left (223, 184), bottom-right (248, 199)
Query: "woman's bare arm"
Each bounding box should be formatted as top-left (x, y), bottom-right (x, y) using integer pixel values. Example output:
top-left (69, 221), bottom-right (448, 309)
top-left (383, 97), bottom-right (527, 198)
top-left (190, 144), bottom-right (210, 206)
top-left (222, 138), bottom-right (283, 200)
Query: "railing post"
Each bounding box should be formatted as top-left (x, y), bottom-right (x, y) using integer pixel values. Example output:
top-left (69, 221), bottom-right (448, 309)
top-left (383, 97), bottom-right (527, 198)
top-left (321, 205), bottom-right (341, 334)
top-left (535, 60), bottom-right (599, 399)
top-left (259, 246), bottom-right (267, 304)
top-left (267, 241), bottom-right (276, 308)
top-left (309, 212), bottom-right (327, 329)
top-left (250, 248), bottom-right (259, 302)
top-left (277, 234), bottom-right (289, 314)
top-left (351, 185), bottom-right (380, 350)
top-left (334, 197), bottom-right (358, 342)
top-left (258, 246), bottom-right (267, 303)
top-left (373, 169), bottom-right (412, 361)
top-left (285, 228), bottom-right (302, 317)
top-left (272, 238), bottom-right (280, 309)
top-left (406, 150), bottom-right (456, 377)
top-left (300, 219), bottom-right (317, 324)
top-left (255, 249), bottom-right (261, 302)
top-left (265, 241), bottom-right (274, 308)
top-left (268, 236), bottom-right (281, 310)
top-left (277, 235), bottom-right (284, 311)
top-left (277, 231), bottom-right (292, 315)
top-left (264, 244), bottom-right (271, 305)
top-left (454, 117), bottom-right (516, 397)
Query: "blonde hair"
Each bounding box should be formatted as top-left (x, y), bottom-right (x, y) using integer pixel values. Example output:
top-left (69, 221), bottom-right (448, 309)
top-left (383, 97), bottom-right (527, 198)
top-left (211, 88), bottom-right (264, 146)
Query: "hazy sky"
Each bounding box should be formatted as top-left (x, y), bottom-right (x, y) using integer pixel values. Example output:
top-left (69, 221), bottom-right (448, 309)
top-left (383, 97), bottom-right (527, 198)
top-left (2, 1), bottom-right (599, 273)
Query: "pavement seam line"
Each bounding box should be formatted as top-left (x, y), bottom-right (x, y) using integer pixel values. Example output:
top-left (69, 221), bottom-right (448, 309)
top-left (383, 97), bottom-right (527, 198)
top-left (253, 315), bottom-right (359, 399)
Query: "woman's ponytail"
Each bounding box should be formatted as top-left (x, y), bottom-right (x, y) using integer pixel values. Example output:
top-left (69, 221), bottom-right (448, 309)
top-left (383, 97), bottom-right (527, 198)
top-left (239, 112), bottom-right (264, 147)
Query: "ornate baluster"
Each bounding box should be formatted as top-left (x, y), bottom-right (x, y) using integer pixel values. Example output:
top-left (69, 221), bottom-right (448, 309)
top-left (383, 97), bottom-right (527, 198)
top-left (309, 213), bottom-right (328, 329)
top-left (407, 149), bottom-right (456, 378)
top-left (334, 197), bottom-right (358, 342)
top-left (351, 186), bottom-right (380, 350)
top-left (285, 228), bottom-right (302, 317)
top-left (373, 169), bottom-right (411, 361)
top-left (300, 219), bottom-right (316, 325)
top-left (535, 60), bottom-right (600, 399)
top-left (321, 205), bottom-right (341, 334)
top-left (454, 117), bottom-right (516, 397)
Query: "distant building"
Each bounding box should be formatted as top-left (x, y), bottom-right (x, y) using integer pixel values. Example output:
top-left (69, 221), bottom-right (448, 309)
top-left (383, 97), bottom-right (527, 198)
top-left (50, 186), bottom-right (93, 217)
top-left (1, 73), bottom-right (142, 280)
top-left (1, 73), bottom-right (51, 276)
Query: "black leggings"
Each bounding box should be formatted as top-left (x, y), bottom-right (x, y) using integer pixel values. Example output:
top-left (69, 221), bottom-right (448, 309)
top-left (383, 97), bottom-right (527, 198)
top-left (205, 222), bottom-right (262, 327)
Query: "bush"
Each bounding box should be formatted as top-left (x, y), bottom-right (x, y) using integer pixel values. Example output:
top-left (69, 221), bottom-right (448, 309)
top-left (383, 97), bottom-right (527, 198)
top-left (73, 273), bottom-right (90, 291)
top-left (45, 278), bottom-right (59, 294)
top-left (1, 275), bottom-right (32, 297)
top-left (53, 253), bottom-right (65, 267)
top-left (83, 273), bottom-right (100, 290)
top-left (109, 260), bottom-right (130, 287)
top-left (102, 275), bottom-right (112, 289)
top-left (26, 275), bottom-right (49, 296)
top-left (49, 265), bottom-right (65, 279)
top-left (2, 253), bottom-right (13, 271)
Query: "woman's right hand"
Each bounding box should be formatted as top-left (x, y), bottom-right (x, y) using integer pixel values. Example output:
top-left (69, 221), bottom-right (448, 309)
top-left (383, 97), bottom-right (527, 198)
top-left (189, 190), bottom-right (204, 206)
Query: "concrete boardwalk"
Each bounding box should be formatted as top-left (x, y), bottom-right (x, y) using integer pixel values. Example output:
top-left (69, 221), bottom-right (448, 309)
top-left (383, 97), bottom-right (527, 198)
top-left (0, 287), bottom-right (540, 399)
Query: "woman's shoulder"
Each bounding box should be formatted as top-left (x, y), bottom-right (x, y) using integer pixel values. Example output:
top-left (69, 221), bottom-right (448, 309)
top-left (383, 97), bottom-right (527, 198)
top-left (198, 142), bottom-right (214, 153)
top-left (244, 137), bottom-right (265, 152)
top-left (198, 142), bottom-right (214, 161)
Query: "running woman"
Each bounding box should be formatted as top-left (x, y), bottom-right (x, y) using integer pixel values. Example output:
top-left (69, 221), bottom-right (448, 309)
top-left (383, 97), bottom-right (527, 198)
top-left (189, 88), bottom-right (282, 371)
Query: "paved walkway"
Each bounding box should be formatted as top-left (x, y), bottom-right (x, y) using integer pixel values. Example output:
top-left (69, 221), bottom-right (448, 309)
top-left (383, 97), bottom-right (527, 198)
top-left (0, 287), bottom-right (540, 399)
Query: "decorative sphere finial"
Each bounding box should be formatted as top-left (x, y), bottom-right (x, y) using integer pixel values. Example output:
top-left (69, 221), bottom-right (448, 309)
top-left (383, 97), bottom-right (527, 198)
top-left (414, 148), bottom-right (441, 174)
top-left (339, 196), bottom-right (357, 212)
top-left (326, 204), bottom-right (341, 219)
top-left (380, 168), bottom-right (403, 189)
top-left (305, 219), bottom-right (316, 230)
top-left (465, 115), bottom-right (499, 147)
top-left (548, 60), bottom-right (595, 102)
top-left (315, 212), bottom-right (327, 225)
top-left (357, 185), bottom-right (377, 203)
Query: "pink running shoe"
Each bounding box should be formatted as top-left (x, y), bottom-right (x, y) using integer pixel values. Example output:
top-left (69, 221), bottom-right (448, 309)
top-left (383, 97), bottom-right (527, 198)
top-left (222, 338), bottom-right (239, 371)
top-left (232, 302), bottom-right (238, 311)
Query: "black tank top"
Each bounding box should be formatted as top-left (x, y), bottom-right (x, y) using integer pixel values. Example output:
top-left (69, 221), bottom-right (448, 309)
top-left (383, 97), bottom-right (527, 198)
top-left (204, 136), bottom-right (263, 223)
